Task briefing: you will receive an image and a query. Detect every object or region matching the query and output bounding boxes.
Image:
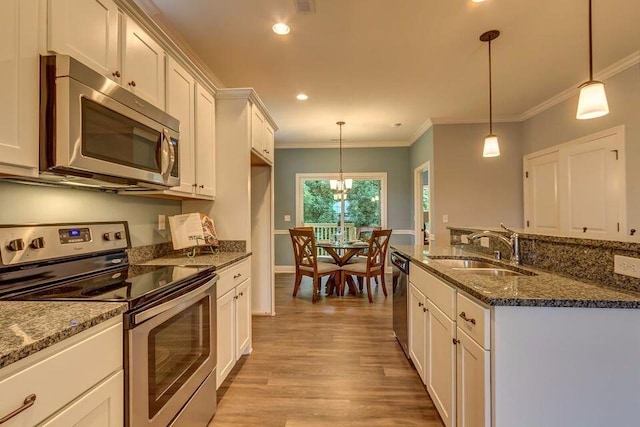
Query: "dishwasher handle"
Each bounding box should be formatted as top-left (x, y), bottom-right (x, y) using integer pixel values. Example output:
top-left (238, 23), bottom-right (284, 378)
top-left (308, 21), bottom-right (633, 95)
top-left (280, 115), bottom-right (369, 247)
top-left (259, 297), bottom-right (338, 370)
top-left (391, 252), bottom-right (409, 274)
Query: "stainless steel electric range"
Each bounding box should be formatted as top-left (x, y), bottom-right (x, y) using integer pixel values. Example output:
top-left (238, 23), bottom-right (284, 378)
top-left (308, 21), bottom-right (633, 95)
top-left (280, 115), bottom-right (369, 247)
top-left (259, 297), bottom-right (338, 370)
top-left (0, 222), bottom-right (218, 427)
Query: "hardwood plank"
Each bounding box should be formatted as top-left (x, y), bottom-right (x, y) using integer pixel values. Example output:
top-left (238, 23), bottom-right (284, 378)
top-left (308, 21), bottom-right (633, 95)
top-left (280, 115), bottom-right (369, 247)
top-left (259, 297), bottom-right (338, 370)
top-left (209, 274), bottom-right (444, 426)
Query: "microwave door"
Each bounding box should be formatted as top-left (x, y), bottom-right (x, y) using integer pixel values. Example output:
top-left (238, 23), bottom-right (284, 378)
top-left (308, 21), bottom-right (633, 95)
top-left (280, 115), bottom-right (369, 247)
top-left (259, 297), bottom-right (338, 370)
top-left (56, 77), bottom-right (179, 188)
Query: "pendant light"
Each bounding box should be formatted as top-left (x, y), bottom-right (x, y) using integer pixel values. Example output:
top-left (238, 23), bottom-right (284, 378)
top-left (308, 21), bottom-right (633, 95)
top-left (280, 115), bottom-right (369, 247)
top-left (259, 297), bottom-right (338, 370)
top-left (576, 0), bottom-right (609, 120)
top-left (329, 121), bottom-right (352, 200)
top-left (480, 30), bottom-right (500, 158)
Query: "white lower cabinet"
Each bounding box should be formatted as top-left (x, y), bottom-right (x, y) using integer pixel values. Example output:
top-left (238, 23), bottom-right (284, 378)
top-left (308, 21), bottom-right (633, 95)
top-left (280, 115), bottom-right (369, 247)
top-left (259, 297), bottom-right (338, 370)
top-left (216, 259), bottom-right (252, 388)
top-left (408, 283), bottom-right (427, 383)
top-left (426, 300), bottom-right (456, 427)
top-left (456, 328), bottom-right (490, 427)
top-left (0, 320), bottom-right (123, 427)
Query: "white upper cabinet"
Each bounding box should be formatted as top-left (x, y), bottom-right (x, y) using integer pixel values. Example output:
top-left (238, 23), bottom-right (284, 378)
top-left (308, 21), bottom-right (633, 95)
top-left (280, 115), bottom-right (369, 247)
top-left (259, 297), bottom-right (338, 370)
top-left (48, 0), bottom-right (120, 81)
top-left (166, 57), bottom-right (196, 194)
top-left (264, 123), bottom-right (275, 163)
top-left (0, 0), bottom-right (39, 177)
top-left (195, 84), bottom-right (216, 198)
top-left (250, 102), bottom-right (274, 164)
top-left (122, 16), bottom-right (165, 109)
top-left (524, 126), bottom-right (626, 240)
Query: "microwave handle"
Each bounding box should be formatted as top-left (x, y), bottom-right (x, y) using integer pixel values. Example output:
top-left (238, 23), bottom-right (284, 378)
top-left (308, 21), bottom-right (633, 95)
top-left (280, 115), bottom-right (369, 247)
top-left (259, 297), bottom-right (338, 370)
top-left (161, 129), bottom-right (176, 182)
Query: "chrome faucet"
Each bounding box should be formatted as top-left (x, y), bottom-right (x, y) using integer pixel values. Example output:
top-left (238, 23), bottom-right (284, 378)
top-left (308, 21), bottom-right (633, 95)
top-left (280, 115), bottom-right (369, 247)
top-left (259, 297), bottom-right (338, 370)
top-left (466, 223), bottom-right (520, 265)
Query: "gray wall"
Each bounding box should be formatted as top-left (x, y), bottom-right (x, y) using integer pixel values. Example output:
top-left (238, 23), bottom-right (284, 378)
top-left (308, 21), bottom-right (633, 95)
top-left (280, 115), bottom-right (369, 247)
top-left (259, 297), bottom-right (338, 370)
top-left (523, 64), bottom-right (640, 232)
top-left (274, 147), bottom-right (413, 266)
top-left (0, 181), bottom-right (180, 247)
top-left (431, 122), bottom-right (524, 239)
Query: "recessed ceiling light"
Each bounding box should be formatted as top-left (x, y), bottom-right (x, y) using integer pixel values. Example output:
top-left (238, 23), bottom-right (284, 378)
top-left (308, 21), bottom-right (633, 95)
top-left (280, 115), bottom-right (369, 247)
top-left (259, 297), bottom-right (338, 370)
top-left (472, 0), bottom-right (486, 3)
top-left (392, 123), bottom-right (402, 128)
top-left (296, 93), bottom-right (308, 100)
top-left (272, 23), bottom-right (290, 35)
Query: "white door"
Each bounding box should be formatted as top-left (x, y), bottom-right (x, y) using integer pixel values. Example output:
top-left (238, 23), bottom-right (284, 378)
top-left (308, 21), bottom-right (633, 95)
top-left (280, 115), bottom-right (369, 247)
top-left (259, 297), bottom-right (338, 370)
top-left (0, 0), bottom-right (39, 176)
top-left (235, 279), bottom-right (251, 358)
top-left (561, 133), bottom-right (624, 239)
top-left (409, 283), bottom-right (427, 383)
top-left (195, 84), bottom-right (216, 198)
top-left (456, 329), bottom-right (491, 427)
top-left (426, 300), bottom-right (456, 427)
top-left (165, 57), bottom-right (195, 194)
top-left (48, 0), bottom-right (120, 81)
top-left (524, 151), bottom-right (560, 233)
top-left (40, 371), bottom-right (123, 427)
top-left (264, 124), bottom-right (275, 164)
top-left (251, 103), bottom-right (265, 154)
top-left (216, 289), bottom-right (236, 388)
top-left (123, 17), bottom-right (165, 108)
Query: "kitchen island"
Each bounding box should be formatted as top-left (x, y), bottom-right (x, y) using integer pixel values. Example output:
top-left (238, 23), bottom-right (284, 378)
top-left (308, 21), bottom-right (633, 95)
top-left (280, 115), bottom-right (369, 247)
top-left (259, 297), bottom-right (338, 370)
top-left (391, 244), bottom-right (640, 427)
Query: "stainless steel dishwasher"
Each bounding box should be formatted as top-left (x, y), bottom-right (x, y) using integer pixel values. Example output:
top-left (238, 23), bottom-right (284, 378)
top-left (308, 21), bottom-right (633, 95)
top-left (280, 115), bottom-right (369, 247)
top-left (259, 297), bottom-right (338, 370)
top-left (391, 250), bottom-right (410, 359)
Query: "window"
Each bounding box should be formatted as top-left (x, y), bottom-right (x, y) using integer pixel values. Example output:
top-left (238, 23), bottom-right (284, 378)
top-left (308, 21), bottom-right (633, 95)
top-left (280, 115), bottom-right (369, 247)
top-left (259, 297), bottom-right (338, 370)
top-left (296, 173), bottom-right (387, 238)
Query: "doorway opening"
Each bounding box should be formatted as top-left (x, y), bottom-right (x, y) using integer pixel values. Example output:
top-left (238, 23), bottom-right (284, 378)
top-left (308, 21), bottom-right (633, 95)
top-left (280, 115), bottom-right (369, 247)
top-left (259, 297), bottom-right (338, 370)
top-left (414, 161), bottom-right (431, 245)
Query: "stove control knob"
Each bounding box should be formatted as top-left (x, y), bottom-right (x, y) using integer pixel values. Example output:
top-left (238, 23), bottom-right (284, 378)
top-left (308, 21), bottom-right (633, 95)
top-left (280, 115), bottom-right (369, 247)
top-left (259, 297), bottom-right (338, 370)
top-left (7, 238), bottom-right (25, 251)
top-left (103, 232), bottom-right (114, 241)
top-left (114, 232), bottom-right (123, 240)
top-left (30, 237), bottom-right (45, 249)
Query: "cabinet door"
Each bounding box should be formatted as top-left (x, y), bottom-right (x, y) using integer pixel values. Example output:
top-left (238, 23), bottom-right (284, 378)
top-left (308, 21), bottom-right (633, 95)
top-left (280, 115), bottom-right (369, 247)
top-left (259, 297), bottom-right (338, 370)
top-left (524, 151), bottom-right (560, 233)
top-left (561, 134), bottom-right (624, 240)
top-left (0, 0), bottom-right (38, 175)
top-left (235, 279), bottom-right (251, 359)
top-left (194, 84), bottom-right (216, 198)
top-left (408, 283), bottom-right (427, 383)
top-left (251, 103), bottom-right (265, 154)
top-left (264, 124), bottom-right (275, 164)
top-left (40, 371), bottom-right (123, 427)
top-left (48, 0), bottom-right (120, 81)
top-left (216, 289), bottom-right (236, 389)
top-left (123, 17), bottom-right (165, 108)
top-left (426, 300), bottom-right (456, 427)
top-left (456, 329), bottom-right (491, 427)
top-left (166, 57), bottom-right (195, 194)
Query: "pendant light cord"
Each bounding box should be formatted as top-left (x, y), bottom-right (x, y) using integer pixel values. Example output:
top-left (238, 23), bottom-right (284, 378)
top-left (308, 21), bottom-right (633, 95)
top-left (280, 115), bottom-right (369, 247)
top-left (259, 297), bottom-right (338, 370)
top-left (339, 123), bottom-right (343, 175)
top-left (588, 0), bottom-right (593, 81)
top-left (488, 38), bottom-right (493, 135)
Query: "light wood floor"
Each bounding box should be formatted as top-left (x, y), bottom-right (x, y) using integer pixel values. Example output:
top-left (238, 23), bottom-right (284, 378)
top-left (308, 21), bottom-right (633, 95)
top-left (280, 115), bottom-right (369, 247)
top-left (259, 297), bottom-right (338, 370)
top-left (209, 273), bottom-right (444, 427)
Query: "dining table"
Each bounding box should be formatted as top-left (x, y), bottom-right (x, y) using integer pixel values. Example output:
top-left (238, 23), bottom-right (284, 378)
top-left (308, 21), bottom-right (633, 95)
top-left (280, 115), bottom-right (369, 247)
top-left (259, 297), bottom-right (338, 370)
top-left (316, 240), bottom-right (370, 295)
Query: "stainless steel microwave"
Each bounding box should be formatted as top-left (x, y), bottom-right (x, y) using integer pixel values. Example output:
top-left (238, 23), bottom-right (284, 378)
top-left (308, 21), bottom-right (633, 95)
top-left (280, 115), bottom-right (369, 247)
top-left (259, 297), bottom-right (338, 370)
top-left (40, 55), bottom-right (180, 189)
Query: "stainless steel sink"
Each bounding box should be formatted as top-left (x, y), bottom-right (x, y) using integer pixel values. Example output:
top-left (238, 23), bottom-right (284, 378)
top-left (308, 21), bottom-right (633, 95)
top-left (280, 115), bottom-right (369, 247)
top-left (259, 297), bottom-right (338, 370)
top-left (432, 259), bottom-right (499, 269)
top-left (451, 267), bottom-right (526, 277)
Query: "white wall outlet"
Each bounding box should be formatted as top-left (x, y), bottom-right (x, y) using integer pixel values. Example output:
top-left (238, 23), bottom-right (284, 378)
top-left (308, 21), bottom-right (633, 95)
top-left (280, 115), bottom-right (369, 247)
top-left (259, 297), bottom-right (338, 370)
top-left (158, 214), bottom-right (166, 231)
top-left (284, 215), bottom-right (291, 222)
top-left (461, 235), bottom-right (469, 244)
top-left (442, 214), bottom-right (449, 224)
top-left (614, 255), bottom-right (640, 279)
top-left (480, 237), bottom-right (490, 248)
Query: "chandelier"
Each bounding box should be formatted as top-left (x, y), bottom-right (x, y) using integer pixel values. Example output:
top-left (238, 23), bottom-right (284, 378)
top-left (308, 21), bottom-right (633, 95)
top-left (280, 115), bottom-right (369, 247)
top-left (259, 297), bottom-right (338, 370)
top-left (330, 121), bottom-right (352, 200)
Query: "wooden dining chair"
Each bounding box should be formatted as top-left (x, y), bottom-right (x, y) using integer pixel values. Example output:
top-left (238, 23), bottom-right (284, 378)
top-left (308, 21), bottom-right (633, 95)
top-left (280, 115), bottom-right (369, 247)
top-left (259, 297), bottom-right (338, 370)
top-left (340, 229), bottom-right (392, 303)
top-left (289, 228), bottom-right (342, 303)
top-left (295, 226), bottom-right (336, 264)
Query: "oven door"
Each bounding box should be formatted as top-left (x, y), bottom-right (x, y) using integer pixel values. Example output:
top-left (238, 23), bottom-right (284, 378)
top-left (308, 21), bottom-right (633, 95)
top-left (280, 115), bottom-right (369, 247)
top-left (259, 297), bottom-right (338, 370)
top-left (52, 76), bottom-right (179, 188)
top-left (127, 276), bottom-right (216, 427)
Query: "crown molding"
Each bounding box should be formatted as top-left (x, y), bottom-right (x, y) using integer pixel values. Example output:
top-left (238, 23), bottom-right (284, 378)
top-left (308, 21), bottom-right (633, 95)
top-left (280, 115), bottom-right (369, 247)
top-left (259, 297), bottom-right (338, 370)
top-left (216, 88), bottom-right (279, 130)
top-left (275, 140), bottom-right (409, 149)
top-left (407, 118), bottom-right (434, 145)
top-left (520, 50), bottom-right (640, 121)
top-left (430, 115), bottom-right (523, 125)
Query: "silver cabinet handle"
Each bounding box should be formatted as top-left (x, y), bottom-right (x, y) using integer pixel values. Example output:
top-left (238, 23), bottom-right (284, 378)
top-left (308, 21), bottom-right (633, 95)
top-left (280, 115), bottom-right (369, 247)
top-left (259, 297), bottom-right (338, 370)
top-left (459, 312), bottom-right (476, 325)
top-left (0, 394), bottom-right (36, 424)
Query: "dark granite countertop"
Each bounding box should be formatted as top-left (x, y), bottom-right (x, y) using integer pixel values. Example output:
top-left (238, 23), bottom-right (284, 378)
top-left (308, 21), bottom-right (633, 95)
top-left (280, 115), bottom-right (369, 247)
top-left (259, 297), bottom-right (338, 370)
top-left (140, 251), bottom-right (251, 270)
top-left (0, 301), bottom-right (127, 369)
top-left (391, 244), bottom-right (640, 309)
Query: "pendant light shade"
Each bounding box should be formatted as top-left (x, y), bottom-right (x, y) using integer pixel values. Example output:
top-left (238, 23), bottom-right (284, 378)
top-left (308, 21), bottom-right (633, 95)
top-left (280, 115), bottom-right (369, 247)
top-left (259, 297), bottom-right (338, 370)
top-left (483, 135), bottom-right (500, 157)
top-left (480, 30), bottom-right (500, 158)
top-left (576, 0), bottom-right (609, 120)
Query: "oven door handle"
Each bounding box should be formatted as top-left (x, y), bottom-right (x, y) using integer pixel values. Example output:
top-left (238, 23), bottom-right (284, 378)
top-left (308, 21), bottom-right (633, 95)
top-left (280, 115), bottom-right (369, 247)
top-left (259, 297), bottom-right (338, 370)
top-left (132, 275), bottom-right (217, 325)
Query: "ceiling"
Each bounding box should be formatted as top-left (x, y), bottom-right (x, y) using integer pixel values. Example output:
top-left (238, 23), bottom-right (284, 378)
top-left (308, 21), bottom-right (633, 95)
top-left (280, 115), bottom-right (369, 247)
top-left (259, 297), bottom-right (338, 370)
top-left (138, 0), bottom-right (640, 148)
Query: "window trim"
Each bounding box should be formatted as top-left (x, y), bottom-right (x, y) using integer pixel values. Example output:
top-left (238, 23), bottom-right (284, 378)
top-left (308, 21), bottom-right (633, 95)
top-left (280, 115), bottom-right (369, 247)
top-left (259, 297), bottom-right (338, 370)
top-left (295, 172), bottom-right (388, 228)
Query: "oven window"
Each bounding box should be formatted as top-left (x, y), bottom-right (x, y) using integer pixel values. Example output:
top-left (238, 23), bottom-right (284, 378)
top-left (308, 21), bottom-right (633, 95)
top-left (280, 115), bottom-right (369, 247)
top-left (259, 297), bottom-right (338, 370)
top-left (82, 98), bottom-right (161, 173)
top-left (147, 297), bottom-right (210, 417)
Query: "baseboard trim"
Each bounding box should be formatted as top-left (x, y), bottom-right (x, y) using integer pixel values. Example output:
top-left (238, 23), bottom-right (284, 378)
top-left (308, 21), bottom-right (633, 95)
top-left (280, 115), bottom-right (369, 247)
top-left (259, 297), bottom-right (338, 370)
top-left (275, 265), bottom-right (296, 273)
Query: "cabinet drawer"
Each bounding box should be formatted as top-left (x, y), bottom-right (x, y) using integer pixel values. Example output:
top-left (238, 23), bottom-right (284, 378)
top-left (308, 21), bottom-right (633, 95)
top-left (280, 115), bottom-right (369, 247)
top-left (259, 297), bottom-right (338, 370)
top-left (0, 322), bottom-right (122, 426)
top-left (425, 272), bottom-right (456, 320)
top-left (409, 263), bottom-right (429, 296)
top-left (217, 258), bottom-right (251, 297)
top-left (457, 293), bottom-right (491, 350)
